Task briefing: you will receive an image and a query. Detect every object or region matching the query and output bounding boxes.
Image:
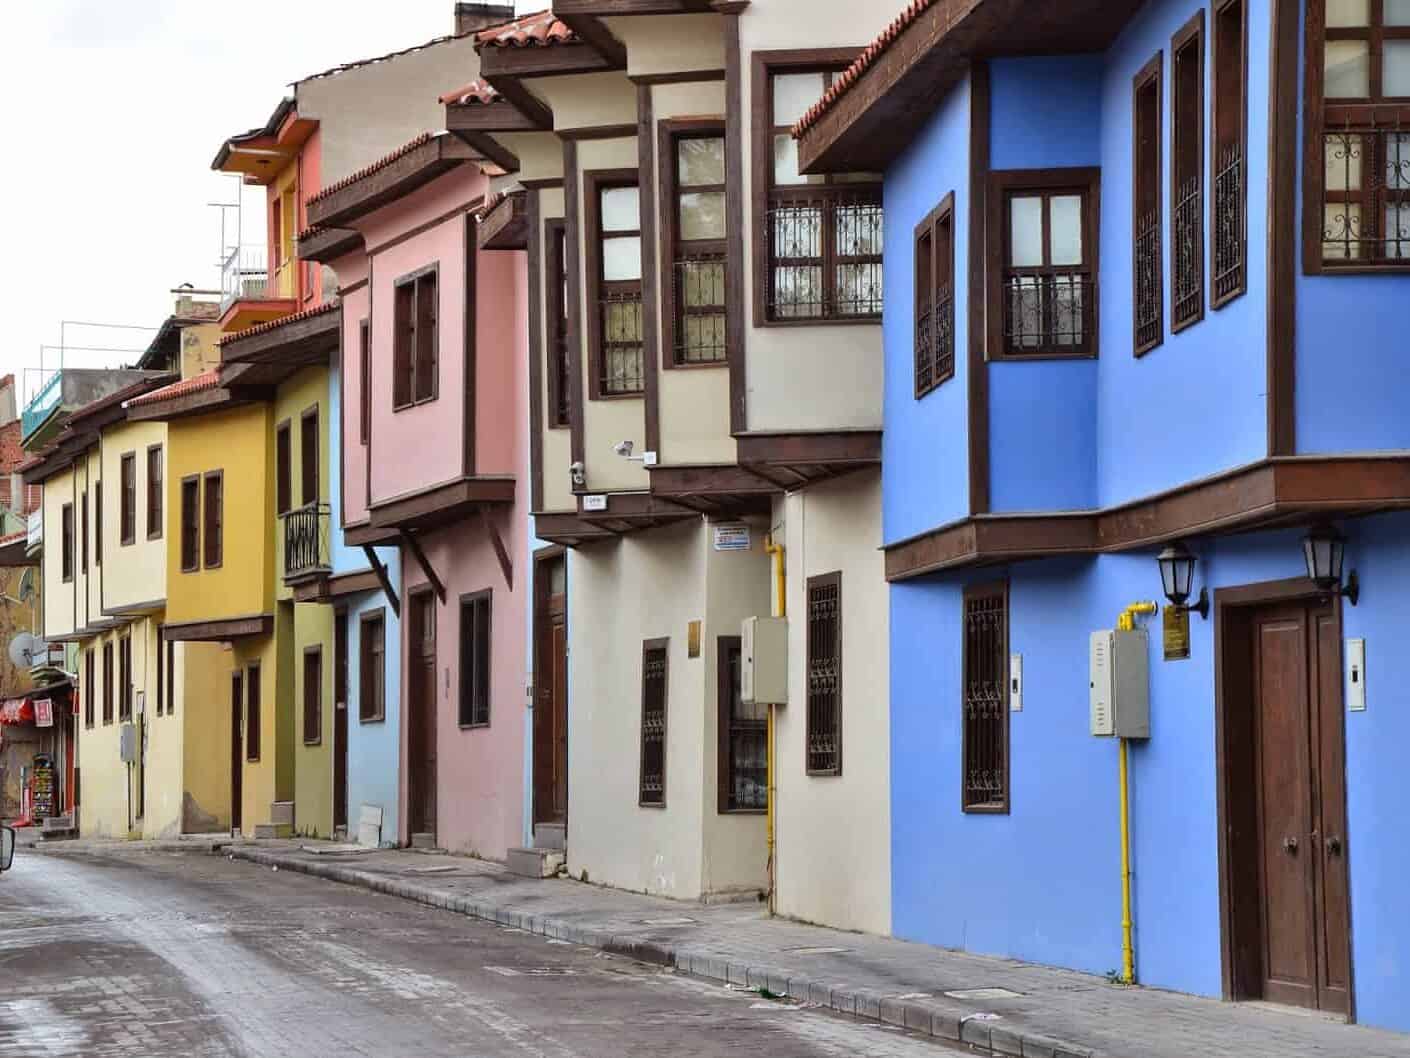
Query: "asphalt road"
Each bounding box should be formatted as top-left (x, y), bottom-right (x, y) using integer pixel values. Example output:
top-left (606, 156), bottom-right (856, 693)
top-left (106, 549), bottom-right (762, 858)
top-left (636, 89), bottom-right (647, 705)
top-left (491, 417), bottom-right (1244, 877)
top-left (0, 849), bottom-right (959, 1058)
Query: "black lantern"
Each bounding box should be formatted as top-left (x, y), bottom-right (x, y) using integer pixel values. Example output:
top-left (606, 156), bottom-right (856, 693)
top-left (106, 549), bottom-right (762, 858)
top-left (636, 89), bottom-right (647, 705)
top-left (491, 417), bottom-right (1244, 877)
top-left (1156, 542), bottom-right (1209, 618)
top-left (1303, 522), bottom-right (1359, 605)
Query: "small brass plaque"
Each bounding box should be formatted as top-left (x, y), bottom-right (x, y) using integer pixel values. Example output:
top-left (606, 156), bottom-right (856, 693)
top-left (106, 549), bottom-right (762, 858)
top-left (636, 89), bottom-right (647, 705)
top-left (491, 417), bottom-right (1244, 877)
top-left (1163, 604), bottom-right (1190, 661)
top-left (687, 620), bottom-right (701, 658)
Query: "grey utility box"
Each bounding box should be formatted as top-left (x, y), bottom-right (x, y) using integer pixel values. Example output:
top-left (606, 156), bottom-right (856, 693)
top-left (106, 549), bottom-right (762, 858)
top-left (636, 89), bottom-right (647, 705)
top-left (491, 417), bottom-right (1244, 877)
top-left (1089, 628), bottom-right (1150, 739)
top-left (741, 616), bottom-right (788, 706)
top-left (119, 722), bottom-right (137, 763)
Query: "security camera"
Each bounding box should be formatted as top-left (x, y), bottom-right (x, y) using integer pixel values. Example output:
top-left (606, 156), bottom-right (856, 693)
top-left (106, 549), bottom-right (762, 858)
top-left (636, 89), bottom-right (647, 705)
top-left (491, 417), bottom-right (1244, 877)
top-left (613, 440), bottom-right (634, 458)
top-left (569, 461), bottom-right (586, 488)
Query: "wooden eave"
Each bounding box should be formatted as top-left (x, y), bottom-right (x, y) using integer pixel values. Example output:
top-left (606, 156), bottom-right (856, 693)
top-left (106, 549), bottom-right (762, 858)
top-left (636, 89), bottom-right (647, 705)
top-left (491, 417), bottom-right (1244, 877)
top-left (885, 455), bottom-right (1410, 581)
top-left (574, 491), bottom-right (698, 534)
top-left (447, 98), bottom-right (549, 135)
top-left (297, 226), bottom-right (362, 264)
top-left (479, 192), bottom-right (529, 249)
top-left (478, 40), bottom-right (619, 80)
top-left (306, 136), bottom-right (479, 229)
top-left (533, 511), bottom-right (622, 546)
top-left (0, 537), bottom-right (37, 567)
top-left (733, 430), bottom-right (881, 490)
top-left (648, 464), bottom-right (778, 516)
top-left (343, 522), bottom-right (401, 548)
top-left (163, 615), bottom-right (274, 642)
top-left (100, 597), bottom-right (166, 617)
top-left (451, 129), bottom-right (523, 174)
top-left (291, 568), bottom-right (383, 605)
top-left (220, 307), bottom-right (340, 367)
top-left (368, 475), bottom-right (516, 533)
top-left (124, 383), bottom-right (269, 423)
top-left (552, 0), bottom-right (714, 14)
top-left (796, 0), bottom-right (1146, 174)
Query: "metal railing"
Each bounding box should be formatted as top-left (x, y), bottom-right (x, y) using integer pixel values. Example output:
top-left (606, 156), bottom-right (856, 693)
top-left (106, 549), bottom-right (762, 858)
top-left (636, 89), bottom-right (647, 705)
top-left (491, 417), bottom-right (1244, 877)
top-left (1002, 273), bottom-right (1095, 356)
top-left (1133, 211), bottom-right (1162, 350)
top-left (599, 290), bottom-right (645, 396)
top-left (672, 254), bottom-right (727, 365)
top-left (1213, 143), bottom-right (1245, 300)
top-left (766, 193), bottom-right (884, 320)
top-left (220, 244), bottom-right (269, 310)
top-left (282, 502), bottom-right (331, 583)
top-left (1322, 125), bottom-right (1410, 264)
top-left (1172, 175), bottom-right (1203, 327)
top-left (20, 371), bottom-right (62, 440)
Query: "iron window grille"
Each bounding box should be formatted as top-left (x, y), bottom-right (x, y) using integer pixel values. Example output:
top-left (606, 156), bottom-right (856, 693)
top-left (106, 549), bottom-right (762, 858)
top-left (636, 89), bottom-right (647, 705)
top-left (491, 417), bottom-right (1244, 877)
top-left (666, 130), bottom-right (729, 365)
top-left (599, 290), bottom-right (645, 396)
top-left (639, 639), bottom-right (668, 806)
top-left (459, 591), bottom-right (492, 727)
top-left (588, 176), bottom-right (645, 398)
top-left (962, 581), bottom-right (1009, 813)
top-left (806, 572), bottom-right (842, 776)
top-left (393, 265), bottom-right (439, 408)
top-left (1213, 143), bottom-right (1246, 301)
top-left (915, 193), bottom-right (956, 397)
top-left (1133, 53), bottom-right (1164, 355)
top-left (673, 253), bottom-right (728, 364)
top-left (303, 647), bottom-right (322, 745)
top-left (282, 502), bottom-right (331, 582)
top-left (360, 610), bottom-right (386, 723)
top-left (718, 636), bottom-right (767, 813)
top-left (1171, 12), bottom-right (1206, 331)
top-left (1133, 209), bottom-right (1163, 351)
top-left (1323, 124), bottom-right (1410, 262)
top-left (1212, 0), bottom-right (1247, 303)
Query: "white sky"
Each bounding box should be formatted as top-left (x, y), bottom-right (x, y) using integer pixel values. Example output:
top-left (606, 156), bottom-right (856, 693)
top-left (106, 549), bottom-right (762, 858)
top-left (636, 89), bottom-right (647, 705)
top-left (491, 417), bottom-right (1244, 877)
top-left (0, 0), bottom-right (538, 406)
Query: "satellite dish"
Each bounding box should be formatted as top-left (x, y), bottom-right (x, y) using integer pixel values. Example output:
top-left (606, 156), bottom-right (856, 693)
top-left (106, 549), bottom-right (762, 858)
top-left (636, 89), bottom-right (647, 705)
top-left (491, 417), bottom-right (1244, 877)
top-left (16, 569), bottom-right (34, 603)
top-left (8, 633), bottom-right (37, 669)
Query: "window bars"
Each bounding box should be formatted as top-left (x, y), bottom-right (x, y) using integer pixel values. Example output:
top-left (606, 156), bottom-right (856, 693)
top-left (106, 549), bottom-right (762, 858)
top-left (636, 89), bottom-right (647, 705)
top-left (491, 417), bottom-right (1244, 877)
top-left (1133, 210), bottom-right (1163, 351)
top-left (962, 583), bottom-right (1008, 812)
top-left (639, 642), bottom-right (668, 805)
top-left (1323, 125), bottom-right (1410, 264)
top-left (672, 253), bottom-right (728, 364)
top-left (1172, 175), bottom-right (1204, 327)
top-left (283, 502), bottom-right (331, 581)
top-left (1004, 274), bottom-right (1094, 355)
top-left (806, 573), bottom-right (842, 776)
top-left (767, 194), bottom-right (883, 320)
top-left (721, 639), bottom-right (767, 811)
top-left (1213, 143), bottom-right (1246, 300)
top-left (599, 290), bottom-right (645, 395)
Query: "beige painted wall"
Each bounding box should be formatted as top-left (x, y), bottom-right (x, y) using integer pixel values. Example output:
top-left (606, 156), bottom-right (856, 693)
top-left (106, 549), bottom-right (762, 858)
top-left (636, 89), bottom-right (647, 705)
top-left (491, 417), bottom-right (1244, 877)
top-left (99, 418), bottom-right (167, 613)
top-left (773, 470), bottom-right (891, 934)
top-left (530, 73), bottom-right (636, 133)
top-left (76, 630), bottom-right (127, 838)
top-left (608, 14), bottom-right (725, 79)
top-left (497, 132), bottom-right (565, 188)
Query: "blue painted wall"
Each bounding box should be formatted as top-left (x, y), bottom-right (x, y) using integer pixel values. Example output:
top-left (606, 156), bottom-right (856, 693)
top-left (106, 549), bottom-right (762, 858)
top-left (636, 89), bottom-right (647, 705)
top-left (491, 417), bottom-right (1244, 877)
top-left (882, 73), bottom-right (972, 546)
top-left (330, 359), bottom-right (403, 844)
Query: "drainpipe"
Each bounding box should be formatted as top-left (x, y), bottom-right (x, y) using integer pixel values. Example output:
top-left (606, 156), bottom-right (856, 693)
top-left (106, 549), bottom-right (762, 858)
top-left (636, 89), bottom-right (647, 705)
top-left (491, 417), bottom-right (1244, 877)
top-left (764, 533), bottom-right (786, 915)
top-left (1115, 600), bottom-right (1157, 985)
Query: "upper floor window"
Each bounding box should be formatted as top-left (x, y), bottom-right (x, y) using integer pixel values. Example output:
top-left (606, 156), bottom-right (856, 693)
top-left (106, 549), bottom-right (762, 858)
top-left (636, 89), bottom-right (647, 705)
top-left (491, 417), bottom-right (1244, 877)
top-left (147, 445), bottom-right (163, 540)
top-left (758, 65), bottom-right (883, 323)
top-left (1134, 53), bottom-right (1164, 355)
top-left (118, 635), bottom-right (133, 722)
top-left (120, 452), bottom-right (137, 546)
top-left (81, 493), bottom-right (89, 573)
top-left (914, 193), bottom-right (956, 397)
top-left (84, 649), bottom-right (95, 729)
top-left (276, 420), bottom-right (292, 516)
top-left (1212, 0), bottom-right (1248, 302)
top-left (1172, 13), bottom-right (1206, 331)
top-left (180, 476), bottom-right (199, 572)
top-left (459, 590), bottom-right (492, 727)
top-left (1310, 0), bottom-right (1410, 268)
top-left (94, 480), bottom-right (102, 566)
top-left (545, 221), bottom-right (571, 427)
top-left (987, 168), bottom-right (1100, 359)
top-left (358, 320), bottom-right (371, 444)
top-left (664, 128), bottom-right (728, 366)
top-left (393, 266), bottom-right (439, 408)
top-left (102, 642), bottom-right (114, 725)
top-left (586, 173), bottom-right (645, 397)
top-left (61, 502), bottom-right (74, 582)
top-left (359, 609), bottom-right (386, 723)
top-left (203, 471), bottom-right (223, 569)
top-left (301, 406), bottom-right (319, 506)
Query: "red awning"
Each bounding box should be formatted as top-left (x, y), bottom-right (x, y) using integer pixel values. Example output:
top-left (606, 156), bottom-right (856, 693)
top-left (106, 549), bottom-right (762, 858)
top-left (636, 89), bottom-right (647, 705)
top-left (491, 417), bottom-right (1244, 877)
top-left (0, 698), bottom-right (34, 725)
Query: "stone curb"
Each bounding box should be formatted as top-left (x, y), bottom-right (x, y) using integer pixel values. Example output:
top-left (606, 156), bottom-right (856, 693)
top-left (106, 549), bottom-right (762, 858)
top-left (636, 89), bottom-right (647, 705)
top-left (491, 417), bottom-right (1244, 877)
top-left (227, 846), bottom-right (1097, 1056)
top-left (25, 838), bottom-right (236, 856)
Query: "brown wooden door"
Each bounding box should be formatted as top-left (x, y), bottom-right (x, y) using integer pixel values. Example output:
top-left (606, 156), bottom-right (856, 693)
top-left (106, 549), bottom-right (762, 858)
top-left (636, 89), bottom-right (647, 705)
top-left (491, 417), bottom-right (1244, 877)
top-left (1249, 600), bottom-right (1350, 1014)
top-left (533, 555), bottom-right (568, 826)
top-left (407, 592), bottom-right (438, 838)
top-left (333, 613), bottom-right (349, 832)
top-left (230, 672), bottom-right (243, 833)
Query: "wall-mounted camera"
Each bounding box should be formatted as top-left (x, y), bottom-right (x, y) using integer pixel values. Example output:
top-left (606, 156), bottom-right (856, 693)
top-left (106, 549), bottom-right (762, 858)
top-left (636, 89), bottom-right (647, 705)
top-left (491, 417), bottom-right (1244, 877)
top-left (569, 461), bottom-right (586, 489)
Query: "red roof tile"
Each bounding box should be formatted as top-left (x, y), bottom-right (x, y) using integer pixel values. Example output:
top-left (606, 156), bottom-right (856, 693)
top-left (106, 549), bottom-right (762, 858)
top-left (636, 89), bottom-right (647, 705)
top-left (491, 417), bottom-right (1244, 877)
top-left (124, 370), bottom-right (222, 409)
top-left (308, 132), bottom-right (437, 206)
top-left (793, 0), bottom-right (938, 139)
top-left (475, 10), bottom-right (576, 49)
top-left (217, 300), bottom-right (340, 346)
top-left (0, 421), bottom-right (24, 477)
top-left (440, 78), bottom-right (500, 106)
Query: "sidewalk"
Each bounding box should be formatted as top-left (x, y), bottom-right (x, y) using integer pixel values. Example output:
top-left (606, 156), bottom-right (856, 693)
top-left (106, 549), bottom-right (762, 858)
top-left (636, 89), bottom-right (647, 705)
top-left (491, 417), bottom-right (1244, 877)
top-left (224, 841), bottom-right (1410, 1058)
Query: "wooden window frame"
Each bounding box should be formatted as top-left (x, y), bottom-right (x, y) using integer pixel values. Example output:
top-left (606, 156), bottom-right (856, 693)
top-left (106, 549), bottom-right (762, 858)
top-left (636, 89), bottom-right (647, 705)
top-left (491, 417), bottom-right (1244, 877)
top-left (358, 318), bottom-right (371, 444)
top-left (585, 168), bottom-right (646, 400)
top-left (156, 624), bottom-right (164, 715)
top-left (81, 492), bottom-right (89, 573)
top-left (146, 444), bottom-right (163, 540)
top-left (805, 571), bottom-right (843, 777)
top-left (61, 502), bottom-right (74, 582)
top-left (914, 192), bottom-right (957, 397)
top-left (246, 662), bottom-right (262, 762)
top-left (84, 649), bottom-right (95, 728)
top-left (1133, 51), bottom-right (1165, 356)
top-left (458, 590), bottom-right (492, 728)
top-left (300, 404), bottom-right (320, 508)
top-left (716, 635), bottom-right (767, 814)
top-left (202, 470), bottom-right (223, 569)
top-left (392, 262), bottom-right (441, 409)
top-left (359, 608), bottom-right (386, 724)
top-left (961, 580), bottom-right (1010, 814)
top-left (1211, 0), bottom-right (1249, 304)
top-left (638, 637), bottom-right (669, 807)
top-left (1172, 12), bottom-right (1207, 332)
top-left (180, 475), bottom-right (200, 573)
top-left (118, 635), bottom-right (132, 722)
top-left (119, 451), bottom-right (137, 546)
top-left (276, 420), bottom-right (292, 516)
top-left (166, 638), bottom-right (175, 717)
top-left (94, 480), bottom-right (102, 567)
top-left (986, 167), bottom-right (1102, 360)
top-left (303, 645), bottom-right (323, 746)
top-left (544, 219), bottom-right (571, 428)
top-left (659, 119), bottom-right (731, 369)
top-left (102, 641), bottom-right (114, 725)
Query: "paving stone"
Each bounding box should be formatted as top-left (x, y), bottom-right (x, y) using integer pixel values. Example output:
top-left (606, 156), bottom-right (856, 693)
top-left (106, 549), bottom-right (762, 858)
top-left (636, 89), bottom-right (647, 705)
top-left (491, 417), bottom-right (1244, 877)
top-left (961, 1017), bottom-right (993, 1049)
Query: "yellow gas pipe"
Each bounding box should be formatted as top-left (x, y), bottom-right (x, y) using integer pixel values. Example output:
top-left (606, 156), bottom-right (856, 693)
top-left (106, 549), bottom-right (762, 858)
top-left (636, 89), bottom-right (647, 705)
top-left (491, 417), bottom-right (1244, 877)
top-left (764, 534), bottom-right (786, 915)
top-left (1114, 601), bottom-right (1157, 985)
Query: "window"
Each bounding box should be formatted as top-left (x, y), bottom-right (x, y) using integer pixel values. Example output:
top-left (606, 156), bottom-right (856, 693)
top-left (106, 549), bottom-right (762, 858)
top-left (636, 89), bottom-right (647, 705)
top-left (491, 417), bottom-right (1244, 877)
top-left (914, 193), bottom-right (956, 397)
top-left (962, 581), bottom-right (1009, 812)
top-left (84, 649), bottom-right (95, 728)
top-left (202, 471), bottom-right (222, 568)
top-left (81, 493), bottom-right (88, 573)
top-left (301, 407), bottom-right (319, 507)
top-left (359, 609), bottom-right (386, 723)
top-left (359, 319), bottom-right (371, 444)
top-left (717, 636), bottom-right (767, 813)
top-left (180, 476), bottom-right (200, 572)
top-left (545, 221), bottom-right (571, 427)
top-left (156, 625), bottom-right (164, 716)
top-left (988, 169), bottom-right (1101, 358)
top-left (758, 64), bottom-right (883, 322)
top-left (586, 173), bottom-right (645, 397)
top-left (271, 197), bottom-right (283, 273)
top-left (147, 445), bottom-right (163, 540)
top-left (1212, 0), bottom-right (1248, 301)
top-left (1134, 53), bottom-right (1164, 354)
top-left (663, 127), bottom-right (728, 366)
top-left (639, 639), bottom-right (668, 805)
top-left (94, 481), bottom-right (102, 566)
top-left (393, 266), bottom-right (439, 408)
top-left (246, 663), bottom-right (261, 762)
top-left (806, 572), bottom-right (842, 776)
top-left (459, 591), bottom-right (492, 727)
top-left (1172, 13), bottom-right (1206, 330)
top-left (276, 421), bottom-right (291, 515)
top-left (166, 639), bottom-right (175, 717)
top-left (303, 647), bottom-right (322, 745)
top-left (102, 642), bottom-right (114, 725)
top-left (1309, 0), bottom-right (1410, 267)
top-left (119, 452), bottom-right (136, 546)
top-left (61, 503), bottom-right (74, 582)
top-left (119, 636), bottom-right (132, 721)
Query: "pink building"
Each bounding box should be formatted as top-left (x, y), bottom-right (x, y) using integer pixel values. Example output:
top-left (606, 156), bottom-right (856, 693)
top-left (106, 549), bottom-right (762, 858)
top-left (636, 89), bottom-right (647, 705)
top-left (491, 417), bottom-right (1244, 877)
top-left (306, 130), bottom-right (529, 858)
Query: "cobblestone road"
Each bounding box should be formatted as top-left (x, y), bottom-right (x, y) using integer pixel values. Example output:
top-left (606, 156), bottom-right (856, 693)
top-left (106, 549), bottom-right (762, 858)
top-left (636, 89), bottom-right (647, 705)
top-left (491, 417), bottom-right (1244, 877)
top-left (0, 849), bottom-right (961, 1057)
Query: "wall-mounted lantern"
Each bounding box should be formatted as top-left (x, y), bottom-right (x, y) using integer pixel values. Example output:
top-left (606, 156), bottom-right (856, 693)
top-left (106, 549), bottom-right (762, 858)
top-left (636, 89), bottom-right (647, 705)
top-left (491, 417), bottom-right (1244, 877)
top-left (1156, 541), bottom-right (1209, 619)
top-left (1303, 522), bottom-right (1359, 605)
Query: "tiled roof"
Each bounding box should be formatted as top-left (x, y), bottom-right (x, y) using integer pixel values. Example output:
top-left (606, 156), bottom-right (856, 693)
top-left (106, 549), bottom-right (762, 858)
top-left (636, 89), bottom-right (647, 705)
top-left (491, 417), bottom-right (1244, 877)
top-left (308, 132), bottom-right (436, 206)
top-left (475, 10), bottom-right (576, 49)
top-left (297, 222), bottom-right (328, 242)
top-left (124, 370), bottom-right (222, 409)
top-left (218, 300), bottom-right (340, 346)
top-left (0, 421), bottom-right (24, 475)
top-left (440, 78), bottom-right (500, 106)
top-left (295, 17), bottom-right (520, 85)
top-left (0, 530), bottom-right (24, 549)
top-left (793, 0), bottom-right (938, 138)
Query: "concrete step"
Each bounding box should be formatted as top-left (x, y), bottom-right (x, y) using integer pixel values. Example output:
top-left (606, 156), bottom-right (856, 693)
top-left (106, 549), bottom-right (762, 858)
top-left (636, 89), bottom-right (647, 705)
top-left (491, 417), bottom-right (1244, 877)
top-left (41, 815), bottom-right (76, 839)
top-left (410, 832), bottom-right (440, 850)
top-left (533, 823), bottom-right (566, 851)
top-left (507, 847), bottom-right (565, 879)
top-left (269, 801), bottom-right (295, 826)
top-left (253, 823), bottom-right (293, 839)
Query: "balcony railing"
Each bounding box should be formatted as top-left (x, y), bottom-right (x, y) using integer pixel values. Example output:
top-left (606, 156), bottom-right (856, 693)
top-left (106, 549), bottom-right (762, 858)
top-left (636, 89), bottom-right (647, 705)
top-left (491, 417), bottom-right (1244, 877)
top-left (220, 244), bottom-right (270, 310)
top-left (283, 502), bottom-right (331, 583)
top-left (20, 370), bottom-right (62, 440)
top-left (1002, 273), bottom-right (1095, 357)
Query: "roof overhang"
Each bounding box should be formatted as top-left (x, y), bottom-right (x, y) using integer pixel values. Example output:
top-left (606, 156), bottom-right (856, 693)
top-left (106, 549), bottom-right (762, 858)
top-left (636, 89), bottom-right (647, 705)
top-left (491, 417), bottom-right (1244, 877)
top-left (344, 523), bottom-right (402, 548)
top-left (0, 536), bottom-right (36, 567)
top-left (478, 192), bottom-right (529, 250)
top-left (307, 135), bottom-right (480, 229)
top-left (291, 568), bottom-right (384, 605)
top-left (163, 615), bottom-right (274, 643)
top-left (220, 304), bottom-right (341, 368)
top-left (213, 98), bottom-right (318, 184)
top-left (533, 511), bottom-right (620, 547)
top-left (573, 491), bottom-right (698, 535)
top-left (478, 38), bottom-right (618, 79)
top-left (733, 430), bottom-right (881, 491)
top-left (368, 475), bottom-right (517, 533)
top-left (101, 598), bottom-right (166, 618)
top-left (551, 0), bottom-right (714, 13)
top-left (297, 226), bottom-right (363, 264)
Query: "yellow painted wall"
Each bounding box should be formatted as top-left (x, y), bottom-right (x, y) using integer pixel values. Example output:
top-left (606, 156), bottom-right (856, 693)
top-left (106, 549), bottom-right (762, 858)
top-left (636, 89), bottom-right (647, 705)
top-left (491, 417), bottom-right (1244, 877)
top-left (180, 322), bottom-right (224, 381)
top-left (178, 640), bottom-right (235, 833)
top-left (99, 419), bottom-right (167, 612)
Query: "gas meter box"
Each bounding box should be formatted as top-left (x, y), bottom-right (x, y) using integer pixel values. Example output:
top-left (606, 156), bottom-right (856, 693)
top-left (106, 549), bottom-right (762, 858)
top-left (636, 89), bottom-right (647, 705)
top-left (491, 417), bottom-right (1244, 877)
top-left (741, 616), bottom-right (788, 706)
top-left (119, 722), bottom-right (137, 763)
top-left (1089, 629), bottom-right (1150, 738)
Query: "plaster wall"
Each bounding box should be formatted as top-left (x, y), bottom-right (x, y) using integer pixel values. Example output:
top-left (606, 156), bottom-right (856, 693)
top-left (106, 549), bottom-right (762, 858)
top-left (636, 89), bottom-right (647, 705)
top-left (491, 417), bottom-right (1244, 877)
top-left (98, 419), bottom-right (168, 611)
top-left (529, 73), bottom-right (637, 132)
top-left (495, 133), bottom-right (564, 187)
top-left (609, 15), bottom-right (724, 79)
top-left (40, 464), bottom-right (80, 640)
top-left (178, 640), bottom-right (235, 834)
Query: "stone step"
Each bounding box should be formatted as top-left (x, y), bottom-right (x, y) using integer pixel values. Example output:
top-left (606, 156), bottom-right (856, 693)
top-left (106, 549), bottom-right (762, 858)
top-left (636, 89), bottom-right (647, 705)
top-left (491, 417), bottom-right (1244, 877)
top-left (253, 822), bottom-right (293, 839)
top-left (269, 801), bottom-right (295, 826)
top-left (533, 822), bottom-right (566, 851)
top-left (507, 847), bottom-right (565, 879)
top-left (410, 832), bottom-right (440, 851)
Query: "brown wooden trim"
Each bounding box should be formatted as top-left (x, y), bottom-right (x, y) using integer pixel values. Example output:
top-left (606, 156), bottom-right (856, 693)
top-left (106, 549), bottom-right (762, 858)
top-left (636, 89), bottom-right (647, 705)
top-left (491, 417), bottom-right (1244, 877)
top-left (630, 68), bottom-right (726, 86)
top-left (527, 190), bottom-right (547, 513)
top-left (1212, 0), bottom-right (1250, 308)
top-left (163, 614), bottom-right (273, 642)
top-left (553, 0), bottom-right (713, 14)
top-left (446, 99), bottom-right (549, 136)
top-left (564, 140), bottom-right (586, 472)
top-left (478, 41), bottom-right (616, 81)
top-left (479, 507), bottom-right (514, 591)
top-left (558, 124), bottom-right (640, 142)
top-left (1170, 9), bottom-right (1206, 334)
top-left (292, 568), bottom-right (383, 604)
top-left (125, 385), bottom-right (244, 423)
top-left (1302, 0), bottom-right (1325, 278)
top-left (521, 177), bottom-right (566, 190)
top-left (391, 262), bottom-right (442, 411)
top-left (221, 305), bottom-right (340, 366)
top-left (1132, 50), bottom-right (1165, 358)
top-left (725, 13), bottom-right (746, 433)
top-left (734, 430), bottom-right (880, 468)
top-left (459, 130), bottom-right (523, 176)
top-left (99, 597), bottom-right (166, 617)
top-left (639, 85), bottom-right (663, 455)
top-left (486, 74), bottom-right (558, 134)
top-left (649, 463), bottom-right (779, 498)
top-left (358, 605), bottom-right (389, 723)
top-left (307, 135), bottom-right (477, 228)
top-left (478, 191), bottom-right (529, 250)
top-left (361, 544), bottom-right (401, 618)
top-left (297, 226), bottom-right (362, 264)
top-left (400, 529), bottom-right (447, 604)
top-left (369, 474), bottom-right (516, 532)
top-left (532, 511), bottom-right (618, 545)
top-left (463, 213), bottom-right (478, 477)
top-left (582, 166), bottom-right (644, 403)
top-left (344, 522), bottom-right (400, 548)
top-left (577, 490), bottom-right (697, 522)
top-left (914, 192), bottom-right (957, 397)
top-left (302, 643), bottom-right (325, 746)
top-left (1268, 0), bottom-right (1299, 456)
top-left (967, 59), bottom-right (991, 516)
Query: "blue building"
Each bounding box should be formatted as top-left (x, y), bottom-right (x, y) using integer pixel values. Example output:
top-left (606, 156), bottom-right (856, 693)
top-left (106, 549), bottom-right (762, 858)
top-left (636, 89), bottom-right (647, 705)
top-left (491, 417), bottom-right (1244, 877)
top-left (798, 0), bottom-right (1410, 1032)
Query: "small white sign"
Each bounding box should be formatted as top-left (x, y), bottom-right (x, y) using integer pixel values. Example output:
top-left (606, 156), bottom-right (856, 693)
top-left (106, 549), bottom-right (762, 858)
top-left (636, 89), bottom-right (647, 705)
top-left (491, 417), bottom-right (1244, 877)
top-left (713, 524), bottom-right (751, 552)
top-left (1346, 637), bottom-right (1366, 712)
top-left (582, 494), bottom-right (608, 512)
top-left (32, 699), bottom-right (53, 728)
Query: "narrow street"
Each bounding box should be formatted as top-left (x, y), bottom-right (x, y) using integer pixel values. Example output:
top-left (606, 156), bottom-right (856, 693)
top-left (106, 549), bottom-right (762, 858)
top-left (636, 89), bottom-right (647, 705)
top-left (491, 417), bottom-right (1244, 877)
top-left (0, 849), bottom-right (955, 1058)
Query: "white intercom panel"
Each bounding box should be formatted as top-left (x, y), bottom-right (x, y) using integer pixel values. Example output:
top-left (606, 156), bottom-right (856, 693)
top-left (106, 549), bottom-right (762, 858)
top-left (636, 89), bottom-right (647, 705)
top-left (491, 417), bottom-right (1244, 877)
top-left (741, 616), bottom-right (788, 706)
top-left (1089, 629), bottom-right (1150, 738)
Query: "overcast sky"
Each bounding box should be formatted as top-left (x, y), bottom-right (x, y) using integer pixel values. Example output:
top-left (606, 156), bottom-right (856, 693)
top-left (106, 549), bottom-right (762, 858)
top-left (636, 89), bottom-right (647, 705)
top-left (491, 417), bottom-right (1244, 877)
top-left (0, 1), bottom-right (536, 406)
